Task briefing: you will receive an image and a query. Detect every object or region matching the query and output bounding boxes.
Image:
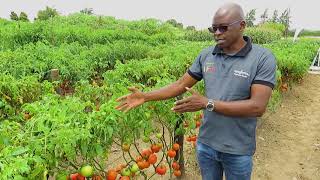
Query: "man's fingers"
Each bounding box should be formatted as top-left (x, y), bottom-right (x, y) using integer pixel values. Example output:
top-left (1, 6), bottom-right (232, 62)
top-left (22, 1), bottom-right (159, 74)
top-left (123, 105), bottom-right (133, 113)
top-left (175, 97), bottom-right (191, 105)
top-left (116, 103), bottom-right (129, 111)
top-left (172, 104), bottom-right (189, 113)
top-left (116, 95), bottom-right (128, 102)
top-left (115, 101), bottom-right (127, 110)
top-left (172, 103), bottom-right (188, 111)
top-left (128, 87), bottom-right (139, 93)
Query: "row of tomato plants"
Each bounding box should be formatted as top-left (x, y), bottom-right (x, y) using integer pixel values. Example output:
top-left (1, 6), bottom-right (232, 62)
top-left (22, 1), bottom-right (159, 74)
top-left (0, 15), bottom-right (184, 50)
top-left (0, 15), bottom-right (286, 52)
top-left (0, 40), bottom-right (155, 81)
top-left (0, 41), bottom-right (210, 179)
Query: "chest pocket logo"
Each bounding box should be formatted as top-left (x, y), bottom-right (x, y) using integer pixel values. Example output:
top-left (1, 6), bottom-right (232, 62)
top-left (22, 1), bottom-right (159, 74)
top-left (233, 70), bottom-right (250, 79)
top-left (203, 62), bottom-right (215, 73)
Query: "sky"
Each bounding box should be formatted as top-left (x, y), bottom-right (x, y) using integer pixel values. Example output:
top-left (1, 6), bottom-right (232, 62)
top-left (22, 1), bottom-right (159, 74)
top-left (0, 0), bottom-right (319, 30)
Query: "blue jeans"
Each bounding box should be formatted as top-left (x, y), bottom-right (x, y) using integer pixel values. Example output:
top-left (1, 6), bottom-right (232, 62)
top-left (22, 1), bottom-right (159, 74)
top-left (196, 141), bottom-right (253, 180)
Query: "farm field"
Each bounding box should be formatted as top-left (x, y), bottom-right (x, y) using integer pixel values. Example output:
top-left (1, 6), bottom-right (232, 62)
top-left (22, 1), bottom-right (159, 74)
top-left (0, 13), bottom-right (320, 180)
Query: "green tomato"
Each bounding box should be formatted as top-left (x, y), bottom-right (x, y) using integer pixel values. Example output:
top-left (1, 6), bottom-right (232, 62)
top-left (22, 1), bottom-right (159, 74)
top-left (142, 136), bottom-right (150, 143)
top-left (80, 165), bottom-right (94, 177)
top-left (130, 163), bottom-right (139, 173)
top-left (156, 133), bottom-right (162, 139)
top-left (121, 168), bottom-right (131, 176)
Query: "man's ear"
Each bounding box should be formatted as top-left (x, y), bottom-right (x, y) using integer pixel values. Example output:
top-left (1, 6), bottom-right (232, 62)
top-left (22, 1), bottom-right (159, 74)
top-left (240, 21), bottom-right (246, 32)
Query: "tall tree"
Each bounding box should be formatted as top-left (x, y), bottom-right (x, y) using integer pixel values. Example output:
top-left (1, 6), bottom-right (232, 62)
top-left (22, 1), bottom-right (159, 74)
top-left (19, 12), bottom-right (29, 22)
top-left (166, 19), bottom-right (183, 29)
top-left (279, 8), bottom-right (291, 37)
top-left (245, 9), bottom-right (256, 27)
top-left (186, 26), bottom-right (196, 31)
top-left (10, 11), bottom-right (19, 21)
top-left (260, 9), bottom-right (268, 24)
top-left (36, 6), bottom-right (59, 21)
top-left (271, 10), bottom-right (279, 23)
top-left (80, 8), bottom-right (94, 15)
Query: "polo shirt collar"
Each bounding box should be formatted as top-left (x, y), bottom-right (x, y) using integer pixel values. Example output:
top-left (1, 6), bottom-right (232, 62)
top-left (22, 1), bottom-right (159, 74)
top-left (212, 36), bottom-right (252, 57)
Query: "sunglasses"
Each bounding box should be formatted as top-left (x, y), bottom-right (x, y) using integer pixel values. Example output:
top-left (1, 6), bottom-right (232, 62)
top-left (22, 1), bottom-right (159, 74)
top-left (208, 19), bottom-right (243, 33)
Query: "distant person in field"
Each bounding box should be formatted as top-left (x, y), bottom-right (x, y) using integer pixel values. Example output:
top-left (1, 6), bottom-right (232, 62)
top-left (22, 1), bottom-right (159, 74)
top-left (116, 2), bottom-right (276, 180)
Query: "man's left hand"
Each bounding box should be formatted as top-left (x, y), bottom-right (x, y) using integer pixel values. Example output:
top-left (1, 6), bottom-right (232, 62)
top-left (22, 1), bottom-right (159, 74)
top-left (172, 87), bottom-right (208, 113)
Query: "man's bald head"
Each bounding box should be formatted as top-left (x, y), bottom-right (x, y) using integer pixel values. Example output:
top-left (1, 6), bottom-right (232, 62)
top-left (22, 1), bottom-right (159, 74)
top-left (214, 3), bottom-right (244, 24)
top-left (210, 3), bottom-right (246, 51)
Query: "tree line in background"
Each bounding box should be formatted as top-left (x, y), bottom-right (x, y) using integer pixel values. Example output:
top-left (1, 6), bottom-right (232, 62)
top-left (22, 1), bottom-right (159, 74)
top-left (7, 6), bottom-right (320, 37)
top-left (8, 6), bottom-right (291, 30)
top-left (245, 8), bottom-right (291, 37)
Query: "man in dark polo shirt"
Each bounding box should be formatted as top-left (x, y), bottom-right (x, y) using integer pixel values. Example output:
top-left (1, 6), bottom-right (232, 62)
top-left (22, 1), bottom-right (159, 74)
top-left (116, 2), bottom-right (276, 180)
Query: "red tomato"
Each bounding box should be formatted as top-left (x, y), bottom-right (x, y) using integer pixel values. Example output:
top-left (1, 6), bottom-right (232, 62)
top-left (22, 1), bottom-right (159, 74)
top-left (172, 143), bottom-right (180, 151)
top-left (76, 174), bottom-right (85, 180)
top-left (106, 170), bottom-right (118, 180)
top-left (137, 161), bottom-right (145, 170)
top-left (69, 173), bottom-right (78, 180)
top-left (172, 162), bottom-right (180, 170)
top-left (190, 135), bottom-right (197, 142)
top-left (186, 137), bottom-right (192, 142)
top-left (148, 154), bottom-right (157, 164)
top-left (119, 176), bottom-right (130, 180)
top-left (69, 173), bottom-right (85, 180)
top-left (156, 165), bottom-right (167, 175)
top-left (141, 149), bottom-right (152, 159)
top-left (174, 170), bottom-right (182, 177)
top-left (142, 160), bottom-right (150, 169)
top-left (151, 144), bottom-right (160, 153)
top-left (167, 149), bottom-right (176, 158)
top-left (92, 175), bottom-right (102, 180)
top-left (196, 120), bottom-right (201, 128)
top-left (135, 155), bottom-right (143, 162)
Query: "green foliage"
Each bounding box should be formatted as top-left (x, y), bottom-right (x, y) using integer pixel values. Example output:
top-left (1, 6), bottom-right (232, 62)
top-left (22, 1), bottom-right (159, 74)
top-left (10, 11), bottom-right (19, 21)
top-left (299, 30), bottom-right (320, 37)
top-left (245, 27), bottom-right (282, 44)
top-left (80, 8), bottom-right (94, 15)
top-left (186, 26), bottom-right (196, 31)
top-left (166, 19), bottom-right (183, 29)
top-left (259, 22), bottom-right (285, 33)
top-left (36, 6), bottom-right (59, 21)
top-left (245, 9), bottom-right (256, 27)
top-left (184, 30), bottom-right (212, 41)
top-left (264, 39), bottom-right (320, 82)
top-left (19, 12), bottom-right (29, 22)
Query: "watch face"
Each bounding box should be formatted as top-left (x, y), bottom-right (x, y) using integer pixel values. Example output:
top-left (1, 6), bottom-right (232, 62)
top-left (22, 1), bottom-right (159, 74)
top-left (206, 103), bottom-right (214, 111)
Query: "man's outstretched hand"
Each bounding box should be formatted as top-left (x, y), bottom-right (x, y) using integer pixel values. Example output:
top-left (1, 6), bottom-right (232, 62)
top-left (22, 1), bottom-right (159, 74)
top-left (115, 87), bottom-right (145, 112)
top-left (172, 87), bottom-right (207, 113)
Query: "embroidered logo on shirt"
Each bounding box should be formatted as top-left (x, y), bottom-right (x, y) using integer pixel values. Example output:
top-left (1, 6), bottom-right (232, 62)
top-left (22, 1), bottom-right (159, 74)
top-left (234, 70), bottom-right (250, 78)
top-left (203, 62), bottom-right (215, 73)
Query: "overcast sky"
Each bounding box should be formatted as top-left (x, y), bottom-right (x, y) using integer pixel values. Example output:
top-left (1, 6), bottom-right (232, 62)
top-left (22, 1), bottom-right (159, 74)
top-left (0, 0), bottom-right (319, 30)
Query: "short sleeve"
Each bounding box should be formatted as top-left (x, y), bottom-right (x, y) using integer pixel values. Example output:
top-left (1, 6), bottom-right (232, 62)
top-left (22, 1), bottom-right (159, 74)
top-left (188, 53), bottom-right (203, 81)
top-left (252, 52), bottom-right (277, 89)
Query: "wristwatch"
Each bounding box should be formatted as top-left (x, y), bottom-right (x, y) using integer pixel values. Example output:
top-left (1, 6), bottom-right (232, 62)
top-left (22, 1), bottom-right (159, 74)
top-left (206, 99), bottom-right (215, 111)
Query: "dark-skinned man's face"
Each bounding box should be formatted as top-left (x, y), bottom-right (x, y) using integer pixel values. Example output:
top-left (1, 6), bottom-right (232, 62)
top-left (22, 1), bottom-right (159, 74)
top-left (211, 15), bottom-right (245, 49)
